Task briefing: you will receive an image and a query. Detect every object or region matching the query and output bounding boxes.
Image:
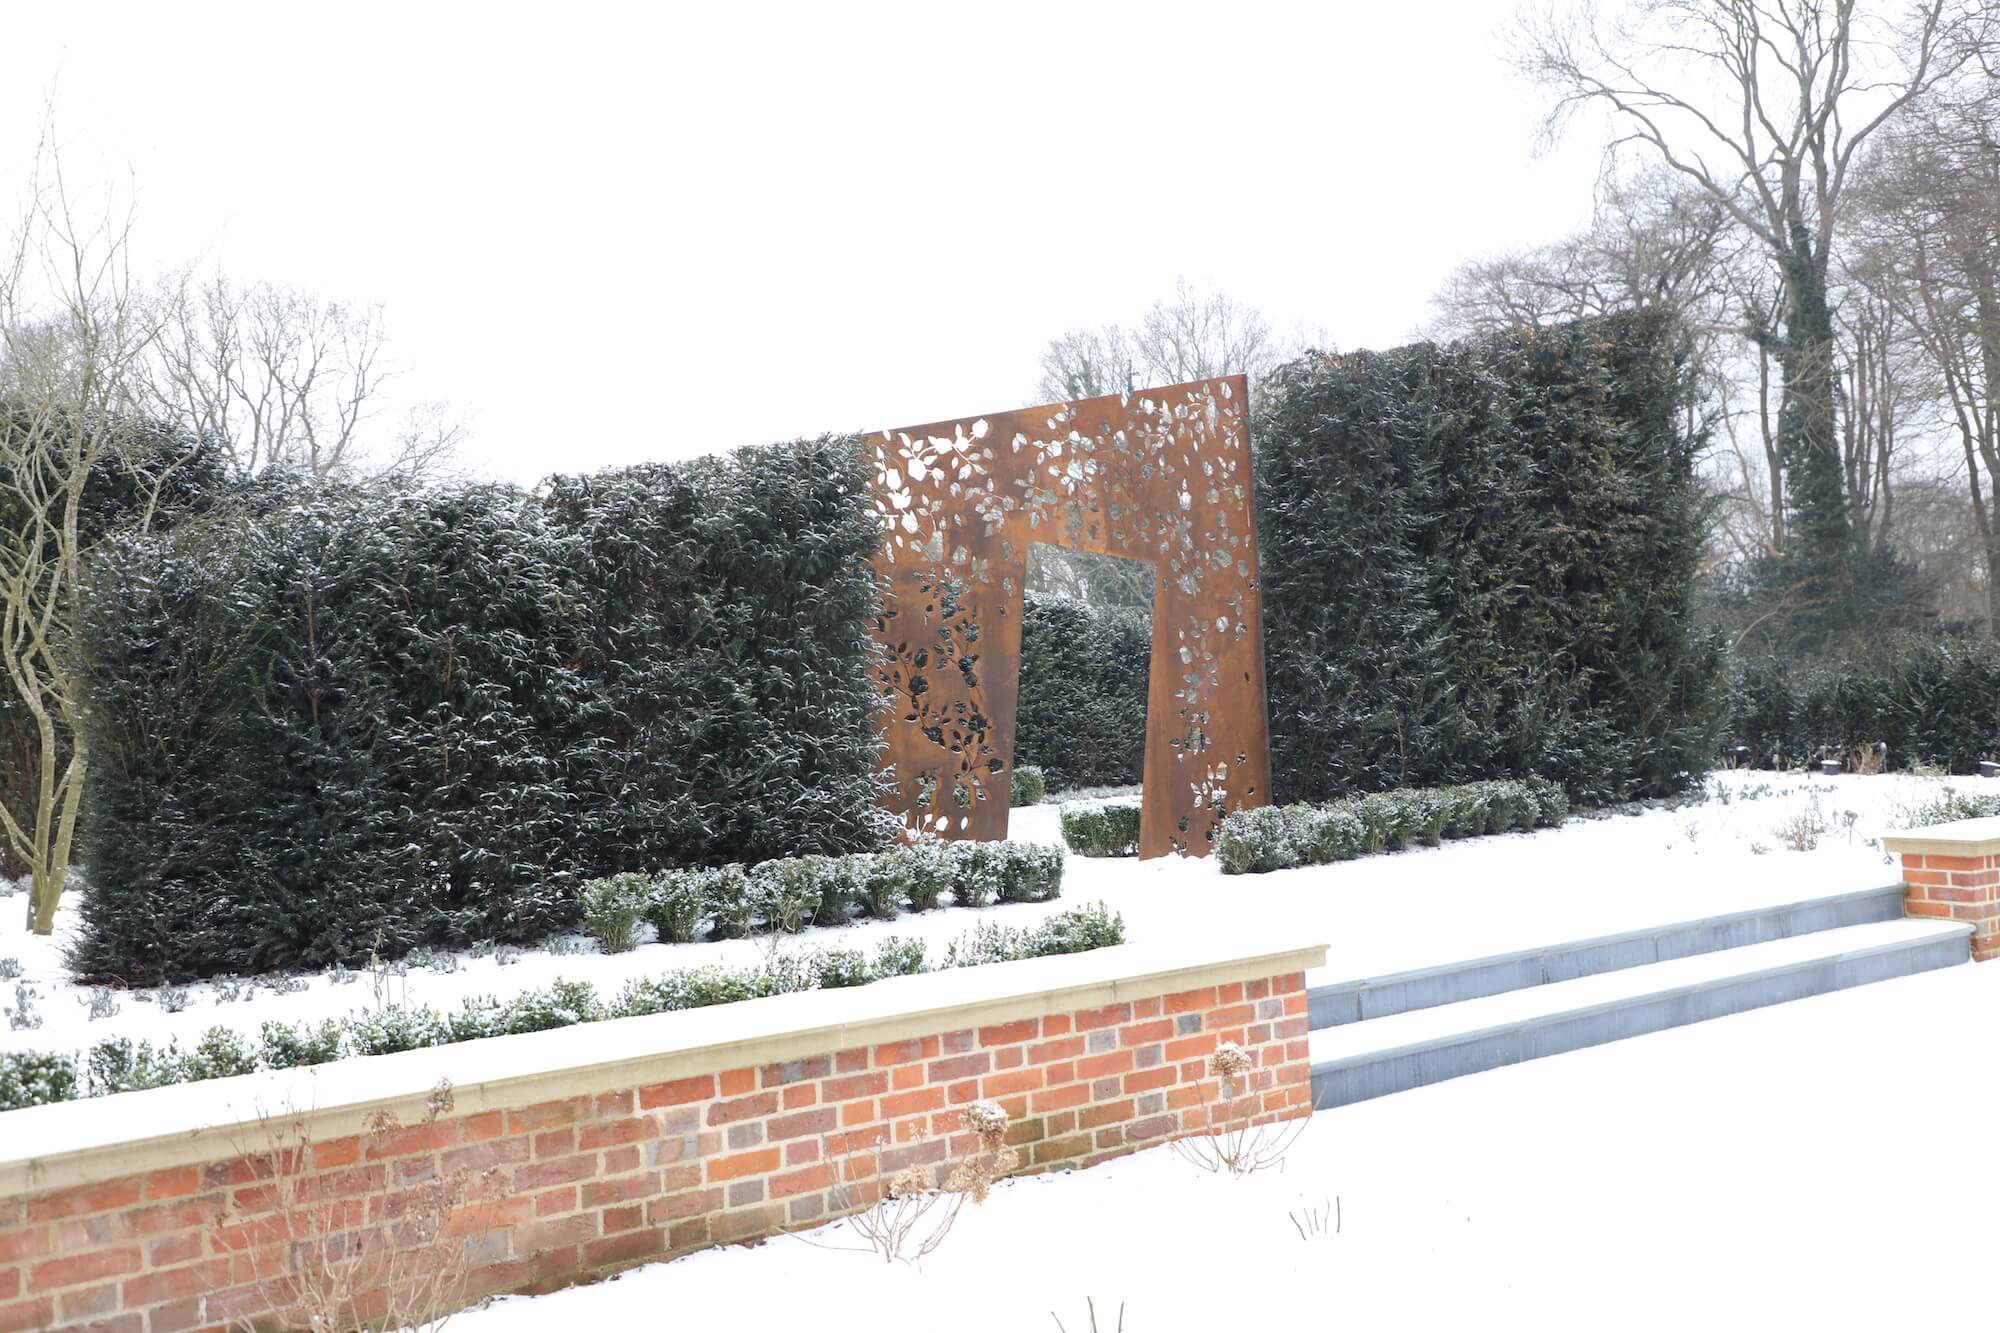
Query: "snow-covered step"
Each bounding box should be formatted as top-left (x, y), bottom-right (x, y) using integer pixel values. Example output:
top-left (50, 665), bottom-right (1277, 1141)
top-left (1309, 917), bottom-right (1971, 1110)
top-left (1307, 884), bottom-right (1905, 1030)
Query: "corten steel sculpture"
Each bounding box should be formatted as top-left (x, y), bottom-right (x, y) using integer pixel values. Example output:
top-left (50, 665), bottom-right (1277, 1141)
top-left (868, 376), bottom-right (1272, 859)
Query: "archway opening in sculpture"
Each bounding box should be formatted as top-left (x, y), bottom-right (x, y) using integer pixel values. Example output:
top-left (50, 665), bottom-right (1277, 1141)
top-left (1018, 544), bottom-right (1153, 801)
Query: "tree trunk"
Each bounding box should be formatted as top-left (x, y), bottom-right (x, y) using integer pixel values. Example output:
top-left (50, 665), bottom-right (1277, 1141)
top-left (1774, 228), bottom-right (1857, 636)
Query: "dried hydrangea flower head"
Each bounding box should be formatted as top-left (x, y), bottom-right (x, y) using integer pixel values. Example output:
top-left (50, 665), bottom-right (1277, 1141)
top-left (939, 1100), bottom-right (1020, 1204)
top-left (963, 1098), bottom-right (1010, 1147)
top-left (886, 1164), bottom-right (936, 1199)
top-left (1211, 1042), bottom-right (1254, 1078)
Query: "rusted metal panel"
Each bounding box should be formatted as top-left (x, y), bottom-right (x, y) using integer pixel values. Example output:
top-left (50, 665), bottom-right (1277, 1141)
top-left (868, 377), bottom-right (1271, 858)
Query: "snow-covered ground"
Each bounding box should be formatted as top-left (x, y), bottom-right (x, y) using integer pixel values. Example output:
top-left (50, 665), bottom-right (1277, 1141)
top-left (454, 953), bottom-right (2000, 1331)
top-left (0, 769), bottom-right (1984, 1057)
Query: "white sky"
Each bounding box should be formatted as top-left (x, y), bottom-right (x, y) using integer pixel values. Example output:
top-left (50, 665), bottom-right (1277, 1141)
top-left (4, 1), bottom-right (1609, 486)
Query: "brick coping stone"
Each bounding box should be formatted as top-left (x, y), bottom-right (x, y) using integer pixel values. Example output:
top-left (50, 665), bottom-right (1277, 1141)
top-left (1881, 816), bottom-right (2000, 860)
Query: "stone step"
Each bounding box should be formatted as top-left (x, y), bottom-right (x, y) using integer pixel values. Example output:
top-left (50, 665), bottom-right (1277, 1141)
top-left (1308, 884), bottom-right (1906, 1030)
top-left (1309, 917), bottom-right (1970, 1111)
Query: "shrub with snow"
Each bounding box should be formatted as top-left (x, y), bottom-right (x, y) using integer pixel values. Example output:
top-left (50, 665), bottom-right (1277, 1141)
top-left (1058, 803), bottom-right (1142, 857)
top-left (1258, 309), bottom-right (1723, 807)
top-left (580, 874), bottom-right (650, 953)
top-left (74, 438), bottom-right (886, 985)
top-left (1215, 778), bottom-right (1569, 876)
top-left (0, 904), bottom-right (1126, 1114)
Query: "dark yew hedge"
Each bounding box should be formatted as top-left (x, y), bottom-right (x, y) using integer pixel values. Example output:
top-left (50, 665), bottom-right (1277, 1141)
top-left (543, 447), bottom-right (887, 873)
top-left (72, 438), bottom-right (887, 983)
top-left (1013, 592), bottom-right (1150, 792)
top-left (1728, 632), bottom-right (2000, 771)
top-left (1255, 309), bottom-right (1726, 808)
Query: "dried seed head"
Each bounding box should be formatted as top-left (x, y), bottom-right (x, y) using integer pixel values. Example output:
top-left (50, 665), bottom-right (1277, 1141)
top-left (964, 1098), bottom-right (1010, 1145)
top-left (1211, 1042), bottom-right (1254, 1078)
top-left (886, 1164), bottom-right (935, 1199)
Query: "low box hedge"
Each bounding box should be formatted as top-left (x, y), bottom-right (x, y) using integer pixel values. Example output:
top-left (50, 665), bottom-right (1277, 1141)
top-left (0, 901), bottom-right (1123, 1113)
top-left (1215, 777), bottom-right (1569, 875)
top-left (578, 839), bottom-right (1066, 951)
top-left (1058, 803), bottom-right (1142, 858)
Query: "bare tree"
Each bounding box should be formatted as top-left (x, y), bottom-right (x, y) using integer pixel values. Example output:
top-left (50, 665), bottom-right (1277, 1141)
top-left (385, 399), bottom-right (470, 481)
top-left (1024, 545), bottom-right (1154, 614)
top-left (1035, 325), bottom-right (1138, 403)
top-left (1517, 0), bottom-right (1997, 629)
top-left (148, 271), bottom-right (461, 481)
top-left (1846, 74), bottom-right (2000, 632)
top-left (1432, 167), bottom-right (1741, 335)
top-left (1131, 280), bottom-right (1287, 386)
top-left (0, 125), bottom-right (188, 933)
top-left (1033, 280), bottom-right (1296, 405)
top-left (1432, 165), bottom-right (1795, 558)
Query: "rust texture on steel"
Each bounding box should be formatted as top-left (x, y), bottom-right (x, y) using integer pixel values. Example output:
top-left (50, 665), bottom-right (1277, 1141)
top-left (867, 376), bottom-right (1272, 859)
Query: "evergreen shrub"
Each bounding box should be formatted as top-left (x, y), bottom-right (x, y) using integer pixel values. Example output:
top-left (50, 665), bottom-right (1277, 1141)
top-left (0, 902), bottom-right (1124, 1113)
top-left (73, 438), bottom-right (885, 983)
top-left (1900, 789), bottom-right (2000, 829)
top-left (0, 1050), bottom-right (76, 1109)
top-left (1215, 778), bottom-right (1568, 876)
top-left (1727, 633), bottom-right (2000, 772)
top-left (580, 874), bottom-right (650, 953)
top-left (1256, 309), bottom-right (1726, 809)
top-left (1058, 803), bottom-right (1143, 857)
top-left (1011, 765), bottom-right (1048, 807)
top-left (614, 838), bottom-right (1064, 947)
top-left (1015, 594), bottom-right (1150, 791)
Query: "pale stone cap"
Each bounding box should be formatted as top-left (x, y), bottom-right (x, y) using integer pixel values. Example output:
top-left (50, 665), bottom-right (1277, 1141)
top-left (1881, 816), bottom-right (2000, 859)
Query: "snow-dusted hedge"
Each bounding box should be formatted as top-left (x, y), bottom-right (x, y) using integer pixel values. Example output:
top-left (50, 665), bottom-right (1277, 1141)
top-left (577, 840), bottom-right (1066, 952)
top-left (1058, 803), bottom-right (1141, 857)
top-left (73, 439), bottom-right (885, 984)
top-left (0, 902), bottom-right (1126, 1113)
top-left (1256, 309), bottom-right (1726, 808)
top-left (1015, 593), bottom-right (1150, 792)
top-left (1011, 765), bottom-right (1047, 807)
top-left (1214, 778), bottom-right (1568, 875)
top-left (1728, 633), bottom-right (2000, 773)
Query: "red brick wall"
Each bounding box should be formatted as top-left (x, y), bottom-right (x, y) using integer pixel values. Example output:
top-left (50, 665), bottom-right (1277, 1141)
top-left (1903, 851), bottom-right (2000, 961)
top-left (0, 970), bottom-right (1311, 1332)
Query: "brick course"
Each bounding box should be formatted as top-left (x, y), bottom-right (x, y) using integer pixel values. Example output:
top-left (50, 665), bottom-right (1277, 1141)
top-left (0, 969), bottom-right (1311, 1330)
top-left (1900, 850), bottom-right (2000, 961)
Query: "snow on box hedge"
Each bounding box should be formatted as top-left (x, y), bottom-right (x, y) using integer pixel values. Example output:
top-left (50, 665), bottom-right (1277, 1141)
top-left (1215, 778), bottom-right (1568, 875)
top-left (1059, 802), bottom-right (1142, 857)
top-left (0, 898), bottom-right (1124, 1113)
top-left (577, 839), bottom-right (1067, 951)
top-left (73, 439), bottom-right (886, 984)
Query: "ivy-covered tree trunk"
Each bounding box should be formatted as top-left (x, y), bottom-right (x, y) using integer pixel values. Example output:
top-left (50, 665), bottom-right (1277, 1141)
top-left (1771, 224), bottom-right (1858, 640)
